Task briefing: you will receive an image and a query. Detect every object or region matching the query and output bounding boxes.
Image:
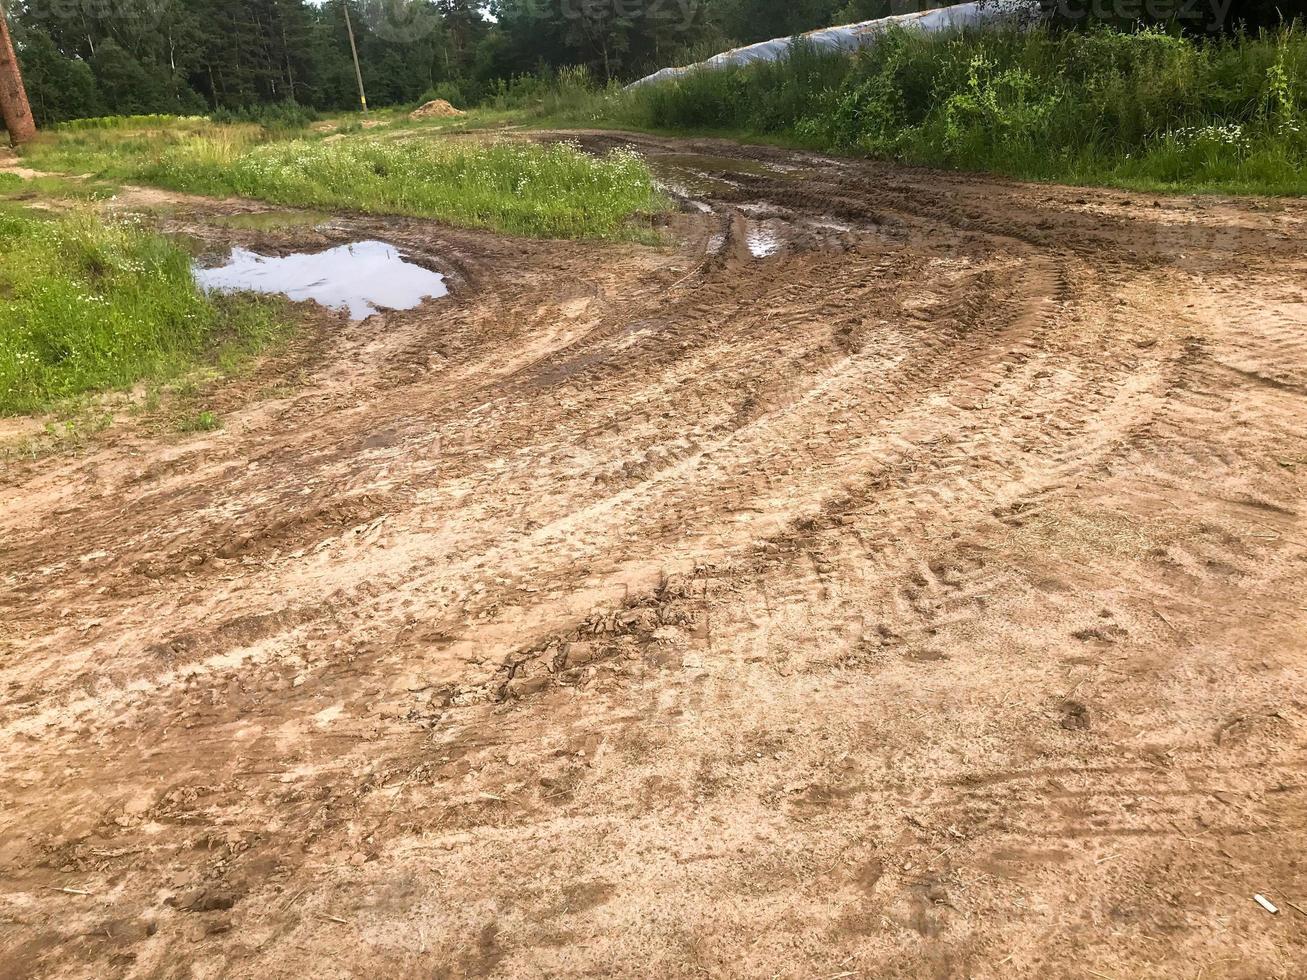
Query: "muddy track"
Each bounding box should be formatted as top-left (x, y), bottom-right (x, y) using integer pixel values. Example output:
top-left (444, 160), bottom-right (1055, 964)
top-left (2, 133), bottom-right (1306, 978)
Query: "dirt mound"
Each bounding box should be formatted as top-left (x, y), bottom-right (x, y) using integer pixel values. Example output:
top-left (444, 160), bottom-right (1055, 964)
top-left (410, 98), bottom-right (465, 120)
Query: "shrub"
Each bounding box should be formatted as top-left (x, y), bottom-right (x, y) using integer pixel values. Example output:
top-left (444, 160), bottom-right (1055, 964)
top-left (209, 101), bottom-right (319, 132)
top-left (417, 81), bottom-right (471, 109)
top-left (610, 22), bottom-right (1307, 193)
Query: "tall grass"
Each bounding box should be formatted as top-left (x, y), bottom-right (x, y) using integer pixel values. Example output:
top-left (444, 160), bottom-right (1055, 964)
top-left (601, 24), bottom-right (1307, 194)
top-left (416, 65), bottom-right (614, 118)
top-left (138, 136), bottom-right (660, 238)
top-left (0, 209), bottom-right (284, 415)
top-left (55, 114), bottom-right (210, 131)
top-left (22, 121), bottom-right (663, 239)
top-left (23, 119), bottom-right (262, 176)
top-left (209, 101), bottom-right (319, 132)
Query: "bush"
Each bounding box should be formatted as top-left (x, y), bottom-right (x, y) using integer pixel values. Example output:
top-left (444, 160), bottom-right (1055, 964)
top-left (17, 29), bottom-right (103, 126)
top-left (611, 23), bottom-right (1307, 194)
top-left (210, 101), bottom-right (319, 132)
top-left (480, 73), bottom-right (557, 111)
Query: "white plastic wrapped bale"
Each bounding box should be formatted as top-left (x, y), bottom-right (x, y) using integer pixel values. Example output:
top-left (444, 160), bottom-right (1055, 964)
top-left (627, 1), bottom-right (1042, 89)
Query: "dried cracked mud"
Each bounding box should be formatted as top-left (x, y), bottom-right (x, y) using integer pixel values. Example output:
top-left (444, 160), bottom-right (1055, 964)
top-left (2, 132), bottom-right (1306, 978)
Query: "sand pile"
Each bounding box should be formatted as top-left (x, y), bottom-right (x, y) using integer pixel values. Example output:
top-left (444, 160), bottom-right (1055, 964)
top-left (410, 99), bottom-right (465, 120)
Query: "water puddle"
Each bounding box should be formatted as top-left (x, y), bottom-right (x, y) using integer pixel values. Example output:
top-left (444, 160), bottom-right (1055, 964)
top-left (746, 226), bottom-right (782, 258)
top-left (194, 240), bottom-right (448, 320)
top-left (737, 201), bottom-right (792, 218)
top-left (654, 172), bottom-right (739, 200)
top-left (211, 209), bottom-right (333, 232)
top-left (651, 154), bottom-right (771, 198)
top-left (652, 153), bottom-right (815, 210)
top-left (166, 232), bottom-right (212, 258)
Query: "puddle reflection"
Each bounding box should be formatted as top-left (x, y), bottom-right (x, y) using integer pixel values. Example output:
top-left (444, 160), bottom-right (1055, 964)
top-left (194, 240), bottom-right (448, 320)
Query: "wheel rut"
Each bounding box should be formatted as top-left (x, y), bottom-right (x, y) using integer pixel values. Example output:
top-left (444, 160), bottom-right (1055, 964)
top-left (2, 132), bottom-right (1306, 979)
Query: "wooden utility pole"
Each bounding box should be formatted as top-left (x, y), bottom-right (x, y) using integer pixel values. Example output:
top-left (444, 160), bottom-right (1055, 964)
top-left (342, 1), bottom-right (368, 116)
top-left (0, 0), bottom-right (36, 145)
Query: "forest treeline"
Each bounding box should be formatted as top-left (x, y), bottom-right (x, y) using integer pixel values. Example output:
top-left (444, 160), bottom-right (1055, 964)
top-left (6, 0), bottom-right (1303, 125)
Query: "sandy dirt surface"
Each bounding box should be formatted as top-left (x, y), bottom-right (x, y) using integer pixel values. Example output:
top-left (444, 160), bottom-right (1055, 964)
top-left (2, 132), bottom-right (1306, 978)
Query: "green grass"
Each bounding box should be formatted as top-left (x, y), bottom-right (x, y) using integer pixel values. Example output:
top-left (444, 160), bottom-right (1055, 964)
top-left (137, 136), bottom-right (662, 239)
top-left (20, 118), bottom-right (260, 176)
top-left (21, 117), bottom-right (664, 239)
top-left (176, 409), bottom-right (222, 432)
top-left (0, 208), bottom-right (287, 415)
top-left (0, 172), bottom-right (122, 203)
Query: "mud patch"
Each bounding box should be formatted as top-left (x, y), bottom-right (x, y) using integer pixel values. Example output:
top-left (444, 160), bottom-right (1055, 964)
top-left (651, 153), bottom-right (794, 199)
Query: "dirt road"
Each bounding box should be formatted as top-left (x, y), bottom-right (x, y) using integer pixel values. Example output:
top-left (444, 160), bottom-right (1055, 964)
top-left (2, 132), bottom-right (1306, 978)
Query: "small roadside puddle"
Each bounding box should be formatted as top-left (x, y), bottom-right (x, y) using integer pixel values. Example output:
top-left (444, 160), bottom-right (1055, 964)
top-left (194, 240), bottom-right (448, 320)
top-left (650, 152), bottom-right (814, 215)
top-left (211, 209), bottom-right (333, 232)
top-left (746, 226), bottom-right (782, 258)
top-left (650, 154), bottom-right (779, 201)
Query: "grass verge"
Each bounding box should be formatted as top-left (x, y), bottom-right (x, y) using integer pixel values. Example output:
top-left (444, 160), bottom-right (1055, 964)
top-left (21, 119), bottom-right (664, 240)
top-left (0, 207), bottom-right (287, 416)
top-left (138, 136), bottom-right (661, 239)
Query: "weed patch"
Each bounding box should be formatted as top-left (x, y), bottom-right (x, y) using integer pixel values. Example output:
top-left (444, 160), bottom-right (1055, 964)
top-left (140, 136), bottom-right (661, 239)
top-left (22, 120), bottom-right (663, 240)
top-left (176, 409), bottom-right (222, 432)
top-left (0, 210), bottom-right (289, 415)
top-left (55, 114), bottom-right (210, 132)
top-left (577, 25), bottom-right (1307, 195)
